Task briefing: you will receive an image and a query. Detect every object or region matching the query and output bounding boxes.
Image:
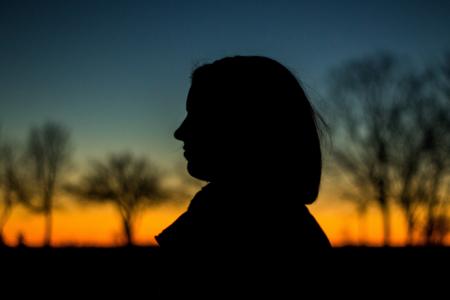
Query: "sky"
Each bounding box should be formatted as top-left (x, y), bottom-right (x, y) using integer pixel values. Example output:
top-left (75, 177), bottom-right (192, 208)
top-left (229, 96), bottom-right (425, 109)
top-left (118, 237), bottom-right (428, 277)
top-left (1, 0), bottom-right (450, 246)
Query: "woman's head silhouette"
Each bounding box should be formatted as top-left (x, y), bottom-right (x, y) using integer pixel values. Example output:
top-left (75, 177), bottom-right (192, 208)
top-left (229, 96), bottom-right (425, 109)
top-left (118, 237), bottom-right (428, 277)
top-left (175, 56), bottom-right (324, 204)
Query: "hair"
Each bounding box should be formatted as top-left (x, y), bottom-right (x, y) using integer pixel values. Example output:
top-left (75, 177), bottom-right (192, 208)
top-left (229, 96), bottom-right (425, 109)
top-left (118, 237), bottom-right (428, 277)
top-left (190, 56), bottom-right (324, 204)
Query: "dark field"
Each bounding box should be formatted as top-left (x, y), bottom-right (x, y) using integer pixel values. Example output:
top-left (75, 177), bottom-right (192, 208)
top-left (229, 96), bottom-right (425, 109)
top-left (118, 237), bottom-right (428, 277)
top-left (1, 246), bottom-right (448, 296)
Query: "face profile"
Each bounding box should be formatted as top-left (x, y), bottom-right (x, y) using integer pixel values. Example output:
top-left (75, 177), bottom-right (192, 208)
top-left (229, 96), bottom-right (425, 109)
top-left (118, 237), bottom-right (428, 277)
top-left (173, 84), bottom-right (223, 182)
top-left (173, 56), bottom-right (323, 204)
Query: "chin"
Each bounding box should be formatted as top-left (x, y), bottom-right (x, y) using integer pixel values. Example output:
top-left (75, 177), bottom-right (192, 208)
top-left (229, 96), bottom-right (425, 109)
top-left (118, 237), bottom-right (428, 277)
top-left (186, 161), bottom-right (213, 182)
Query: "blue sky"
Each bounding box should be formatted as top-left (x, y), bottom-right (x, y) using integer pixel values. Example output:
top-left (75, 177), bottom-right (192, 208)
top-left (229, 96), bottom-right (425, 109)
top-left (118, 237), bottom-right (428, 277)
top-left (1, 0), bottom-right (449, 170)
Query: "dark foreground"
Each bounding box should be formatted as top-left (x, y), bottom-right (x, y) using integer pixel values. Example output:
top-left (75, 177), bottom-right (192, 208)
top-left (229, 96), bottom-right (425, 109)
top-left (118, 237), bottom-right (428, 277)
top-left (1, 246), bottom-right (448, 296)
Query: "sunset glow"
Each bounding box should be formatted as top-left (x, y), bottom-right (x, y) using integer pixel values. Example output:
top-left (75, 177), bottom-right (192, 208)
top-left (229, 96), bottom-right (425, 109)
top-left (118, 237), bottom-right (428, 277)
top-left (2, 192), bottom-right (435, 247)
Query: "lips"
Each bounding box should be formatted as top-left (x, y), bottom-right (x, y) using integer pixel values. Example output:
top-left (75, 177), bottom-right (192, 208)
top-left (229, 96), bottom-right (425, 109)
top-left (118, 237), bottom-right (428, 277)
top-left (183, 147), bottom-right (192, 159)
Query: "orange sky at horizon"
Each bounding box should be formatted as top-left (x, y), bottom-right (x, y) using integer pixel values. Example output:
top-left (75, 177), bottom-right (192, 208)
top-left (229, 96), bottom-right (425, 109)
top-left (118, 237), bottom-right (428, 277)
top-left (2, 191), bottom-right (440, 248)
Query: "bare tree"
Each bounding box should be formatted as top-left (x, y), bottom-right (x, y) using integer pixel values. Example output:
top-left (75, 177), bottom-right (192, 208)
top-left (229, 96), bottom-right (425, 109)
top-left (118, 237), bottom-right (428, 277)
top-left (68, 152), bottom-right (166, 246)
top-left (0, 124), bottom-right (30, 247)
top-left (326, 53), bottom-right (401, 246)
top-left (0, 142), bottom-right (28, 243)
top-left (327, 52), bottom-right (450, 246)
top-left (24, 122), bottom-right (71, 246)
top-left (387, 65), bottom-right (449, 245)
top-left (419, 54), bottom-right (450, 245)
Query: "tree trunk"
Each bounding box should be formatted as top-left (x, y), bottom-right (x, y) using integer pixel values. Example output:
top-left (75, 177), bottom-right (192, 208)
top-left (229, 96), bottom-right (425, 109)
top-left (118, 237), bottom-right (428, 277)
top-left (424, 204), bottom-right (436, 246)
top-left (123, 218), bottom-right (133, 246)
top-left (44, 210), bottom-right (52, 247)
top-left (381, 203), bottom-right (390, 246)
top-left (358, 209), bottom-right (367, 246)
top-left (403, 203), bottom-right (414, 246)
top-left (406, 218), bottom-right (414, 246)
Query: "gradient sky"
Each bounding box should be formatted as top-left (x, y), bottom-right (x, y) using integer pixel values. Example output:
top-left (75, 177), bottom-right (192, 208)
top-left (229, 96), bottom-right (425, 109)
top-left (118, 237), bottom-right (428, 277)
top-left (1, 0), bottom-right (450, 246)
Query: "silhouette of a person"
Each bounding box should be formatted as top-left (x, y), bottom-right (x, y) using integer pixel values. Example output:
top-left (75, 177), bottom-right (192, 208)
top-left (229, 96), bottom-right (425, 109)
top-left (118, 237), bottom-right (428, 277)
top-left (155, 56), bottom-right (330, 293)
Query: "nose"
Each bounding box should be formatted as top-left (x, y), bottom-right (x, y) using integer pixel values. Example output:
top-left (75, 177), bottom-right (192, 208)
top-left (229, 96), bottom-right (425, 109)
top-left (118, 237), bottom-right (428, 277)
top-left (174, 118), bottom-right (187, 141)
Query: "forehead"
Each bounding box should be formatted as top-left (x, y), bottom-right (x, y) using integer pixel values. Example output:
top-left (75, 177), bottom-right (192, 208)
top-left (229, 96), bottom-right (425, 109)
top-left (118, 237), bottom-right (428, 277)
top-left (186, 81), bottom-right (221, 112)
